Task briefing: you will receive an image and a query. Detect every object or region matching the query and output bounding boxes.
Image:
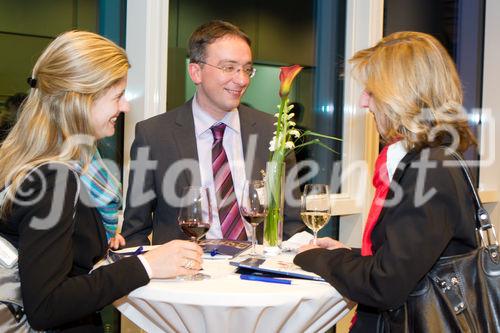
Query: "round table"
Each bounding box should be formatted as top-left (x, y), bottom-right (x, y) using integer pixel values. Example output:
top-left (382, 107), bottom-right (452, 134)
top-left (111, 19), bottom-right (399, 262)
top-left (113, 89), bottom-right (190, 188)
top-left (114, 250), bottom-right (352, 333)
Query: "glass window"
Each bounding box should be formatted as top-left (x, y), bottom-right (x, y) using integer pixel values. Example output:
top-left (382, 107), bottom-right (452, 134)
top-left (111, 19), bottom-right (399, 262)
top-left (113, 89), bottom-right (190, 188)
top-left (384, 0), bottom-right (485, 181)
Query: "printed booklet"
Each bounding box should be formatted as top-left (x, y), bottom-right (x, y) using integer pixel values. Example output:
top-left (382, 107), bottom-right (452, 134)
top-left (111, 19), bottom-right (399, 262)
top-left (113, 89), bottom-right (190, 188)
top-left (200, 239), bottom-right (251, 259)
top-left (231, 257), bottom-right (325, 281)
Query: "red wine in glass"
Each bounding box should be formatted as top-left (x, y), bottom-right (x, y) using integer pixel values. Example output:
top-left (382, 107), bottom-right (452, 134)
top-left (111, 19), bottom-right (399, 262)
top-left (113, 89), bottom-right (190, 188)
top-left (177, 186), bottom-right (213, 280)
top-left (179, 220), bottom-right (211, 241)
top-left (240, 180), bottom-right (268, 257)
top-left (240, 211), bottom-right (266, 227)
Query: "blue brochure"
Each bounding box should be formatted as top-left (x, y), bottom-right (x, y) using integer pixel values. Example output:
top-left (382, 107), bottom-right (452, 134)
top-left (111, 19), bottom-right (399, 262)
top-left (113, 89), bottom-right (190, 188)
top-left (231, 257), bottom-right (325, 281)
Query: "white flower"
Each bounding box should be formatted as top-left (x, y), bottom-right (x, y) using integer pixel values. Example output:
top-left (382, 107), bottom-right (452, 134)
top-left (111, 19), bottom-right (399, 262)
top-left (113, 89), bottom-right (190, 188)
top-left (287, 113), bottom-right (295, 120)
top-left (285, 141), bottom-right (295, 149)
top-left (289, 129), bottom-right (300, 138)
top-left (289, 121), bottom-right (296, 127)
top-left (274, 113), bottom-right (279, 118)
top-left (269, 137), bottom-right (276, 152)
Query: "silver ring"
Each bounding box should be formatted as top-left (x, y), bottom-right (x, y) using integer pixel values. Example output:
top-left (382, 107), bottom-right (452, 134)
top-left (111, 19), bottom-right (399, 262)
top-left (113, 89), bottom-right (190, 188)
top-left (184, 259), bottom-right (194, 269)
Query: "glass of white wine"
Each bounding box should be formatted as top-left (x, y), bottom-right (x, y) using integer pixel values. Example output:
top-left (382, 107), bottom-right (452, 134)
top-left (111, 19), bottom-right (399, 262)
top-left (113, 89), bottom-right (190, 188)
top-left (300, 184), bottom-right (331, 245)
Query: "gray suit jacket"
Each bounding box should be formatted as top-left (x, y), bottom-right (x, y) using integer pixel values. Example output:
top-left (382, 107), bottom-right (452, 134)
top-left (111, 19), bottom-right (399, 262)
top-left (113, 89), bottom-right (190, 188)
top-left (122, 100), bottom-right (303, 246)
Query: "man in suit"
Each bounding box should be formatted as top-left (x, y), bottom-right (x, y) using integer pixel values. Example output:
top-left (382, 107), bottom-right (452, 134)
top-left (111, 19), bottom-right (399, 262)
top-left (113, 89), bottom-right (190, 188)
top-left (122, 20), bottom-right (302, 246)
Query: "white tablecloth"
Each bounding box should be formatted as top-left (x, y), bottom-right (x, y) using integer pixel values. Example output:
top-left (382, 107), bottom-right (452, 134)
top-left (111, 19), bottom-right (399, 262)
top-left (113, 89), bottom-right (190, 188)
top-left (114, 251), bottom-right (352, 333)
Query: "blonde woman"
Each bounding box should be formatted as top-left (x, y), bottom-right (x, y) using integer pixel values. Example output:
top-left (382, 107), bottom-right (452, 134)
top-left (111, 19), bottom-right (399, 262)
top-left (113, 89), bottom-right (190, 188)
top-left (295, 32), bottom-right (477, 332)
top-left (0, 31), bottom-right (202, 332)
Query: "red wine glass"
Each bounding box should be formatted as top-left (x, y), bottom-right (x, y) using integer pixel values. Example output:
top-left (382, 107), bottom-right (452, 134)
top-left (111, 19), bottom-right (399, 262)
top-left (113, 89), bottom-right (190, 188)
top-left (240, 180), bottom-right (268, 257)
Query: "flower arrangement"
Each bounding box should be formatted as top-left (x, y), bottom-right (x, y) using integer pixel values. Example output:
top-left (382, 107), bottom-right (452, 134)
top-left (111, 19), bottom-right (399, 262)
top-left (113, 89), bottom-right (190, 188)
top-left (263, 64), bottom-right (341, 250)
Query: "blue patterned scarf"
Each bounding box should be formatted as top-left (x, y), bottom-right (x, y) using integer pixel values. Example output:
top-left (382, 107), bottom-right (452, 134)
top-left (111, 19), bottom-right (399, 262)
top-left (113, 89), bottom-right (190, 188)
top-left (75, 151), bottom-right (122, 240)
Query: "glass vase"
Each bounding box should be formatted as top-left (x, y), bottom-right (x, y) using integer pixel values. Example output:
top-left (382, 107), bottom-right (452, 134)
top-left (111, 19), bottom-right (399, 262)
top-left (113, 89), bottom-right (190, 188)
top-left (263, 161), bottom-right (285, 256)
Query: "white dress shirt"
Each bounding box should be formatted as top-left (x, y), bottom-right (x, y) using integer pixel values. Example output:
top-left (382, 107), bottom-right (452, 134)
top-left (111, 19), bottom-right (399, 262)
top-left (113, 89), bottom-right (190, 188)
top-left (191, 95), bottom-right (252, 239)
top-left (386, 140), bottom-right (408, 181)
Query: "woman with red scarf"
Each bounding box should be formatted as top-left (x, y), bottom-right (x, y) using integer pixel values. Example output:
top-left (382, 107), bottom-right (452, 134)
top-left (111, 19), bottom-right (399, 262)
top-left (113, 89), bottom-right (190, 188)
top-left (294, 31), bottom-right (477, 332)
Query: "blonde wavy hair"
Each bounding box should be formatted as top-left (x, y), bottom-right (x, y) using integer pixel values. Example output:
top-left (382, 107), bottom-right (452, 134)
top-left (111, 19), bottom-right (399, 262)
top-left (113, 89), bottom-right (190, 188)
top-left (0, 30), bottom-right (129, 215)
top-left (350, 31), bottom-right (476, 152)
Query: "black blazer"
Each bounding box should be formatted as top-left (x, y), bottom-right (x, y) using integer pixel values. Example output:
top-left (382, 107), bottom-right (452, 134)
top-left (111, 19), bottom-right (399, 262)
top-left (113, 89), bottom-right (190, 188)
top-left (294, 147), bottom-right (477, 331)
top-left (0, 164), bottom-right (149, 332)
top-left (122, 100), bottom-right (303, 246)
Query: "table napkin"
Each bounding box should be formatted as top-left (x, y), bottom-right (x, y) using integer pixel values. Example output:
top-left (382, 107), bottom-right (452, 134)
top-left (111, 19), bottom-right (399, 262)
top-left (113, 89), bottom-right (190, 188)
top-left (281, 231), bottom-right (314, 252)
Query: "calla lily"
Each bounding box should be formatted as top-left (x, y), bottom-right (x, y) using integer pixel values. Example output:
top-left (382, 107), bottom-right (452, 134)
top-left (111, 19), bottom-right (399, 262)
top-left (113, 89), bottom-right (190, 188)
top-left (264, 63), bottom-right (341, 249)
top-left (279, 65), bottom-right (303, 98)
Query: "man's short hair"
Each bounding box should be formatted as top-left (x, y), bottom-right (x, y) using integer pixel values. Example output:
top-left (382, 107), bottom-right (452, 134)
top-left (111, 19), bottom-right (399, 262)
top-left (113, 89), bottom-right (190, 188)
top-left (188, 20), bottom-right (251, 63)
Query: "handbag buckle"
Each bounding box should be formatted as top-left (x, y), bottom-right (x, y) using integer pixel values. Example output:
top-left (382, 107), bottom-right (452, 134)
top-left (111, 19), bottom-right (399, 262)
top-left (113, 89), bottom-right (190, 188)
top-left (434, 276), bottom-right (466, 314)
top-left (435, 277), bottom-right (451, 291)
top-left (454, 302), bottom-right (465, 313)
top-left (478, 225), bottom-right (499, 248)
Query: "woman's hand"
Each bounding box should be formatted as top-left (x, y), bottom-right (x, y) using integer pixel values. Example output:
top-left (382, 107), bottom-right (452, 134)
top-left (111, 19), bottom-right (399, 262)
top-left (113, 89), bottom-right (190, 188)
top-left (143, 240), bottom-right (204, 279)
top-left (108, 233), bottom-right (126, 250)
top-left (298, 243), bottom-right (320, 253)
top-left (298, 237), bottom-right (351, 253)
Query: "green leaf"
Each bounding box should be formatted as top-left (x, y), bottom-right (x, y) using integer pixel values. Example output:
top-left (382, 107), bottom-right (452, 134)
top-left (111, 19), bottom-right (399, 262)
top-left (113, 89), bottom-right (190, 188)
top-left (303, 130), bottom-right (342, 141)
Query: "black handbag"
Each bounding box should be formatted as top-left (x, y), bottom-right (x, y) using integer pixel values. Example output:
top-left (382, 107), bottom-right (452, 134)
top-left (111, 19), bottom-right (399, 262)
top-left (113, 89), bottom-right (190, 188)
top-left (382, 150), bottom-right (500, 333)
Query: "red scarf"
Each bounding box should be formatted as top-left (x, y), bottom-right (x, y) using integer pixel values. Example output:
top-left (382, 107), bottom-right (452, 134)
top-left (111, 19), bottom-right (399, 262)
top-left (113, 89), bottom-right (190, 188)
top-left (361, 144), bottom-right (390, 256)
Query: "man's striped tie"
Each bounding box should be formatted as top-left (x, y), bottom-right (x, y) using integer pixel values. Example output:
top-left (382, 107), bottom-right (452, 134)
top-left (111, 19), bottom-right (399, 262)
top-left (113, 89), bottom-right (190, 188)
top-left (211, 123), bottom-right (246, 240)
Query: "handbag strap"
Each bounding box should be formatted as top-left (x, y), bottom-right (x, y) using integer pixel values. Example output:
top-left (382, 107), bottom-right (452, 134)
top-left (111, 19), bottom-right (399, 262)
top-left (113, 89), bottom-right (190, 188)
top-left (442, 147), bottom-right (499, 258)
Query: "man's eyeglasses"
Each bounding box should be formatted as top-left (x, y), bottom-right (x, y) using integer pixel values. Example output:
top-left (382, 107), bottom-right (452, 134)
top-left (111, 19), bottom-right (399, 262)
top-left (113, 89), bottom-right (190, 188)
top-left (198, 61), bottom-right (256, 78)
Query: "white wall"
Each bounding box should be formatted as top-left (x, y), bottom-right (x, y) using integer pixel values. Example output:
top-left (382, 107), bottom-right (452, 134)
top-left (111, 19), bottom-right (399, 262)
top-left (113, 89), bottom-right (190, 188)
top-left (338, 0), bottom-right (384, 247)
top-left (123, 0), bottom-right (169, 196)
top-left (480, 0), bottom-right (500, 230)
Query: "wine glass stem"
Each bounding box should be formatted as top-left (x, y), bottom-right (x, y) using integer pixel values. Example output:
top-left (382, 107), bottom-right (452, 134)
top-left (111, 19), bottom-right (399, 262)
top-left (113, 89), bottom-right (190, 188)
top-left (313, 231), bottom-right (318, 245)
top-left (251, 225), bottom-right (257, 255)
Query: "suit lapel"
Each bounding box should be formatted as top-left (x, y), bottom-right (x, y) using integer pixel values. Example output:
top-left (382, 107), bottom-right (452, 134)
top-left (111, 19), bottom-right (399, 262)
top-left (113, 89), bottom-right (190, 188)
top-left (375, 149), bottom-right (418, 230)
top-left (390, 149), bottom-right (419, 185)
top-left (239, 108), bottom-right (266, 180)
top-left (172, 101), bottom-right (201, 187)
top-left (78, 183), bottom-right (108, 255)
top-left (93, 207), bottom-right (108, 251)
